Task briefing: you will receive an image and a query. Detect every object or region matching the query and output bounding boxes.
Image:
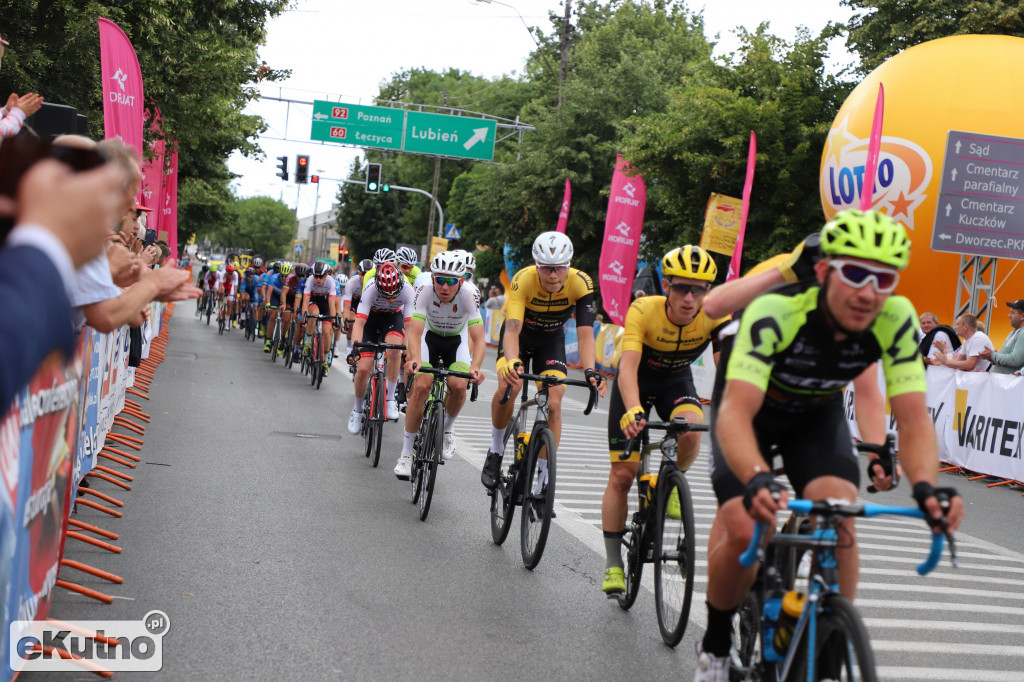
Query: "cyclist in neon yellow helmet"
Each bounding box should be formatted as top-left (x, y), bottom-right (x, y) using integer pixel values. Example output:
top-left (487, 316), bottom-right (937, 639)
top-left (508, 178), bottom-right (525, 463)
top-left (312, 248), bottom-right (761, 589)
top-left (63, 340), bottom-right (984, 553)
top-left (694, 209), bottom-right (963, 681)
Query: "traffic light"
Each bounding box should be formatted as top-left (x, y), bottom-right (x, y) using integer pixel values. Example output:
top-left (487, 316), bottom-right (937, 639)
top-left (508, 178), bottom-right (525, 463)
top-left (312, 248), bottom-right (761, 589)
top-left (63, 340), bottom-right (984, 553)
top-left (310, 174), bottom-right (320, 184)
top-left (295, 155), bottom-right (310, 184)
top-left (365, 163), bottom-right (382, 194)
top-left (276, 156), bottom-right (288, 181)
top-left (382, 182), bottom-right (390, 192)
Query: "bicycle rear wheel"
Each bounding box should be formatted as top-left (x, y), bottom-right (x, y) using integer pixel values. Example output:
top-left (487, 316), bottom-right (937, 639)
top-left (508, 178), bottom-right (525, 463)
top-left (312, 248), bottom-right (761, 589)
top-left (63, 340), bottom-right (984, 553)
top-left (489, 452), bottom-right (517, 546)
top-left (370, 373), bottom-right (385, 468)
top-left (615, 520), bottom-right (644, 610)
top-left (654, 470), bottom-right (696, 647)
top-left (417, 404), bottom-right (444, 521)
top-left (520, 427), bottom-right (556, 570)
top-left (812, 594), bottom-right (877, 682)
top-left (310, 335), bottom-right (321, 387)
top-left (731, 588), bottom-right (773, 682)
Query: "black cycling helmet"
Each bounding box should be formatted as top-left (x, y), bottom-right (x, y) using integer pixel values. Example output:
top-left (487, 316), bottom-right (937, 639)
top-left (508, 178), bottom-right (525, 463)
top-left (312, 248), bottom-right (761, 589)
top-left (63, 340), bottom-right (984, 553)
top-left (272, 261), bottom-right (282, 274)
top-left (245, 267), bottom-right (255, 276)
top-left (312, 261), bottom-right (330, 277)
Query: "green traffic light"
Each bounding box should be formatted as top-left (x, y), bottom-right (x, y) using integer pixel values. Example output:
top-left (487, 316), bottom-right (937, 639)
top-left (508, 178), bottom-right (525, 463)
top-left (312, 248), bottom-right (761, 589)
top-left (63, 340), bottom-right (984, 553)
top-left (382, 184), bottom-right (390, 192)
top-left (368, 182), bottom-right (378, 191)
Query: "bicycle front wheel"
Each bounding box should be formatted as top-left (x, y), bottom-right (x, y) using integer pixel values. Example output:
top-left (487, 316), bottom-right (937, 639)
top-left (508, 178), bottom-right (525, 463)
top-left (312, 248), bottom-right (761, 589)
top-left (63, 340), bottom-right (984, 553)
top-left (654, 470), bottom-right (696, 647)
top-left (417, 404), bottom-right (444, 521)
top-left (370, 373), bottom-right (385, 468)
top-left (363, 378), bottom-right (376, 460)
top-left (812, 594), bottom-right (877, 682)
top-left (520, 427), bottom-right (556, 570)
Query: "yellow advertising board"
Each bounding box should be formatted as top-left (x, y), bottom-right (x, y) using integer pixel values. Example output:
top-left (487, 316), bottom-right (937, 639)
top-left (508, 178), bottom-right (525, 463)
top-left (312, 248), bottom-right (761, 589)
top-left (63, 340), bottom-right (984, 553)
top-left (700, 193), bottom-right (744, 256)
top-left (430, 237), bottom-right (449, 261)
top-left (329, 243), bottom-right (339, 262)
top-left (819, 35), bottom-right (1024, 344)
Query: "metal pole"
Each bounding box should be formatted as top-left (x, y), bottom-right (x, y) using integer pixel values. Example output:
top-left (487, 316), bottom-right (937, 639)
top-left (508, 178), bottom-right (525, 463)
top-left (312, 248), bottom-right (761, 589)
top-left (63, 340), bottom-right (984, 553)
top-left (312, 182), bottom-right (321, 259)
top-left (427, 90), bottom-right (447, 239)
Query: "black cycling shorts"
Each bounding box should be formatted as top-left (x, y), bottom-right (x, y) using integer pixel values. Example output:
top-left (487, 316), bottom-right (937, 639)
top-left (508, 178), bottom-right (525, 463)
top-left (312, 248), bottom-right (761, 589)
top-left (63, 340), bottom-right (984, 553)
top-left (496, 323), bottom-right (567, 377)
top-left (608, 370), bottom-right (703, 462)
top-left (360, 310), bottom-right (405, 353)
top-left (308, 295), bottom-right (331, 315)
top-left (419, 330), bottom-right (467, 371)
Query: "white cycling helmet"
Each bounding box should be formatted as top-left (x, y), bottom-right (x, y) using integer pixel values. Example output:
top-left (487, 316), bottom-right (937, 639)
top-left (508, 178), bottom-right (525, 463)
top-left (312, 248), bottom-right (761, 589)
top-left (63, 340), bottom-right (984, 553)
top-left (396, 246), bottom-right (418, 266)
top-left (453, 249), bottom-right (476, 272)
top-left (335, 274), bottom-right (349, 287)
top-left (532, 231), bottom-right (573, 266)
top-left (430, 251), bottom-right (468, 278)
top-left (373, 248), bottom-right (396, 265)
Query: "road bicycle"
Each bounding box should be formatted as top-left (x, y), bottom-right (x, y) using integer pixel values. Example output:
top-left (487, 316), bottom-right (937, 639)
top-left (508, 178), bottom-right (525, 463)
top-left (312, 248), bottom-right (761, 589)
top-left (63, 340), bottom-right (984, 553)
top-left (352, 337), bottom-right (407, 468)
top-left (409, 366), bottom-right (479, 521)
top-left (305, 314), bottom-right (335, 389)
top-left (489, 371), bottom-right (598, 570)
top-left (613, 418), bottom-right (709, 647)
top-left (730, 473), bottom-right (953, 681)
top-left (217, 297), bottom-right (228, 335)
top-left (242, 300), bottom-right (257, 342)
top-left (283, 314), bottom-right (299, 370)
top-left (267, 307), bottom-right (284, 363)
top-left (204, 291), bottom-right (216, 325)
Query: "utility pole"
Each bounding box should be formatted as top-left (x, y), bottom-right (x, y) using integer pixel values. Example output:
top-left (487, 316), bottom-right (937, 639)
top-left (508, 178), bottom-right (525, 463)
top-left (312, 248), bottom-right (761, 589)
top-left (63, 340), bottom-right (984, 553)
top-left (557, 0), bottom-right (572, 108)
top-left (426, 89), bottom-right (447, 241)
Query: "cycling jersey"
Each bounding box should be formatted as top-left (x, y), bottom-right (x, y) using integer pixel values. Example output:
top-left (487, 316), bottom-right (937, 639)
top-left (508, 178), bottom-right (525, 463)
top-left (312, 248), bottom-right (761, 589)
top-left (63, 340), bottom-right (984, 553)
top-left (303, 275), bottom-right (338, 298)
top-left (725, 280), bottom-right (925, 412)
top-left (356, 279), bottom-right (414, 318)
top-left (411, 282), bottom-right (482, 336)
top-left (217, 271), bottom-right (238, 295)
top-left (203, 273), bottom-right (217, 292)
top-left (239, 276), bottom-right (257, 297)
top-left (506, 265), bottom-right (596, 334)
top-left (622, 296), bottom-right (729, 378)
top-left (283, 274), bottom-right (300, 304)
top-left (343, 275), bottom-right (363, 306)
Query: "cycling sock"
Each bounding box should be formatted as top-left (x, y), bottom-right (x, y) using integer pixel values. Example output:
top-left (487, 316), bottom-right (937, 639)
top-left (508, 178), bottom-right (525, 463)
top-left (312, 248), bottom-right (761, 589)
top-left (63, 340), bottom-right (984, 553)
top-left (443, 412), bottom-right (455, 430)
top-left (537, 458), bottom-right (548, 479)
top-left (490, 426), bottom-right (506, 454)
top-left (386, 379), bottom-right (396, 400)
top-left (701, 601), bottom-right (737, 657)
top-left (354, 398), bottom-right (364, 412)
top-left (403, 431), bottom-right (416, 453)
top-left (603, 531), bottom-right (625, 570)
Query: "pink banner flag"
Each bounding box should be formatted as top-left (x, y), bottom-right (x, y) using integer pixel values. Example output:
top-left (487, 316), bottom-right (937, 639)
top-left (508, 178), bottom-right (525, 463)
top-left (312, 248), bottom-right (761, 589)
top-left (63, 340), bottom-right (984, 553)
top-left (98, 18), bottom-right (144, 158)
top-left (726, 131), bottom-right (757, 282)
top-left (859, 83), bottom-right (885, 211)
top-left (598, 155), bottom-right (646, 325)
top-left (161, 149), bottom-right (179, 260)
top-left (140, 136), bottom-right (165, 235)
top-left (555, 179), bottom-right (571, 233)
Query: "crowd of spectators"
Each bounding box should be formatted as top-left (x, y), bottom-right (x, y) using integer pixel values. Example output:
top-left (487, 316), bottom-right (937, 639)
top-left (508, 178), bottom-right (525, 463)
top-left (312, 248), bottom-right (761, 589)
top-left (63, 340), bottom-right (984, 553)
top-left (0, 32), bottom-right (199, 413)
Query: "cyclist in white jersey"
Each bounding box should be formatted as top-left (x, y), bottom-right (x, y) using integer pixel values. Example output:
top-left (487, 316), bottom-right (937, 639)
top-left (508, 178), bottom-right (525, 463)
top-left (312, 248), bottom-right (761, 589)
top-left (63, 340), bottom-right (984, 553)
top-left (393, 251), bottom-right (485, 478)
top-left (347, 262), bottom-right (415, 434)
top-left (301, 261), bottom-right (338, 372)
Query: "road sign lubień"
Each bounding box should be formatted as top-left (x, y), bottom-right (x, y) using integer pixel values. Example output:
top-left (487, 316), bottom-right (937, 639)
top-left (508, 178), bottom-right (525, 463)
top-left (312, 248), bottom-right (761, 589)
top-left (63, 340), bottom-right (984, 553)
top-left (403, 111), bottom-right (497, 161)
top-left (932, 130), bottom-right (1024, 260)
top-left (310, 100), bottom-right (403, 150)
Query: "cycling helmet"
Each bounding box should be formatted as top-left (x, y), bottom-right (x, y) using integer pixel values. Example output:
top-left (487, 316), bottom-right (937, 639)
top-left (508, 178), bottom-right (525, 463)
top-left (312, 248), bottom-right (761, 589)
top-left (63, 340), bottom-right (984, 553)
top-left (373, 248), bottom-right (396, 265)
top-left (662, 245), bottom-right (717, 282)
top-left (312, 261), bottom-right (331, 277)
top-left (295, 263), bottom-right (308, 277)
top-left (245, 267), bottom-right (255, 276)
top-left (820, 209), bottom-right (910, 270)
top-left (280, 262), bottom-right (293, 275)
top-left (335, 274), bottom-right (349, 288)
top-left (461, 250), bottom-right (477, 272)
top-left (532, 231), bottom-right (573, 265)
top-left (430, 251), bottom-right (468, 278)
top-left (225, 264), bottom-right (236, 273)
top-left (396, 246), bottom-right (418, 266)
top-left (358, 258), bottom-right (373, 273)
top-left (375, 262), bottom-right (403, 298)
top-left (271, 261), bottom-right (281, 274)
top-left (252, 256), bottom-right (263, 268)
top-left (209, 264), bottom-right (219, 272)
top-left (201, 265), bottom-right (209, 272)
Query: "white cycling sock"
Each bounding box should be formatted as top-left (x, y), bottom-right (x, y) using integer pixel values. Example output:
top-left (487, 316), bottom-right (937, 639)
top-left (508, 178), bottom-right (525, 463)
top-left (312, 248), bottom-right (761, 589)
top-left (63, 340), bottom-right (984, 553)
top-left (354, 398), bottom-right (364, 412)
top-left (444, 412), bottom-right (456, 430)
top-left (386, 379), bottom-right (396, 400)
top-left (403, 431), bottom-right (416, 453)
top-left (490, 426), bottom-right (506, 454)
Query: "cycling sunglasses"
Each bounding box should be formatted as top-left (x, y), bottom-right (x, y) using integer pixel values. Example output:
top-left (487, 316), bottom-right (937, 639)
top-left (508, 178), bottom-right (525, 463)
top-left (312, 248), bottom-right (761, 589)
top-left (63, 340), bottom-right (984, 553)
top-left (666, 282), bottom-right (709, 297)
top-left (537, 264), bottom-right (569, 274)
top-left (463, 272), bottom-right (473, 280)
top-left (828, 259), bottom-right (900, 293)
top-left (434, 276), bottom-right (460, 286)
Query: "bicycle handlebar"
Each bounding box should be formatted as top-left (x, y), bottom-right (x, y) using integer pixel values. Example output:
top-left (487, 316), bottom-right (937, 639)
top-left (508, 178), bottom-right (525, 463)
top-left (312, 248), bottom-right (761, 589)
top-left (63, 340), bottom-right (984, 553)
top-left (619, 419), bottom-right (710, 461)
top-left (498, 372), bottom-right (599, 415)
top-left (353, 341), bottom-right (407, 352)
top-left (857, 435), bottom-right (900, 493)
top-left (417, 366), bottom-right (481, 402)
top-left (738, 499), bottom-right (946, 576)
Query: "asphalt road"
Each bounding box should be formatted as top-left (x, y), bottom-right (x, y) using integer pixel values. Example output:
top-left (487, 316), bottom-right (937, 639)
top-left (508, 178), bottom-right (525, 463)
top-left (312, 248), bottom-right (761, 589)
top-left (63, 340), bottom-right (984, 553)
top-left (29, 308), bottom-right (1024, 681)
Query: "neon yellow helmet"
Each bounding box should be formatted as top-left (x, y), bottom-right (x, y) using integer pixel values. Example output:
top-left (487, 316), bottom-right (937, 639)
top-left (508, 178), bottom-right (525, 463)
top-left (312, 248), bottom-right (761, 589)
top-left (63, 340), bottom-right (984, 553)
top-left (209, 264), bottom-right (219, 272)
top-left (820, 210), bottom-right (910, 270)
top-left (662, 245), bottom-right (717, 282)
top-left (280, 262), bottom-right (293, 275)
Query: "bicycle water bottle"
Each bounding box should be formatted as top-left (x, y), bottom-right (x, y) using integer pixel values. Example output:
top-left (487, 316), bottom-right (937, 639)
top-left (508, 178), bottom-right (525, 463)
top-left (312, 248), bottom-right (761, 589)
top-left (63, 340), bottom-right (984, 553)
top-left (637, 473), bottom-right (652, 511)
top-left (515, 433), bottom-right (530, 461)
top-left (772, 590), bottom-right (806, 656)
top-left (761, 590), bottom-right (786, 663)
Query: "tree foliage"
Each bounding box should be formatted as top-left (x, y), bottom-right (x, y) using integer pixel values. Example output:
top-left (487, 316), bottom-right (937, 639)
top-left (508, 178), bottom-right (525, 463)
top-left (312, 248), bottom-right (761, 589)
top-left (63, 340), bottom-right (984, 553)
top-left (216, 196), bottom-right (294, 258)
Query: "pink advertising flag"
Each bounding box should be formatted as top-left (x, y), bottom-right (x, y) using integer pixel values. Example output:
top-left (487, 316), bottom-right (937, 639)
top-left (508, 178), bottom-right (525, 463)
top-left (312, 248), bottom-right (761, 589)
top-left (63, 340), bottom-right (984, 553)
top-left (726, 131), bottom-right (757, 282)
top-left (598, 155), bottom-right (646, 326)
top-left (98, 18), bottom-right (144, 157)
top-left (859, 83), bottom-right (885, 211)
top-left (555, 179), bottom-right (572, 233)
top-left (140, 136), bottom-right (165, 236)
top-left (161, 149), bottom-right (179, 260)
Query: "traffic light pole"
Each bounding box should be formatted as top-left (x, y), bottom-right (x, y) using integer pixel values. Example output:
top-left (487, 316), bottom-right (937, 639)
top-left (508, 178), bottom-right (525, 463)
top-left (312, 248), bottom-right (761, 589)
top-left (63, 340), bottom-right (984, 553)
top-left (321, 177), bottom-right (445, 252)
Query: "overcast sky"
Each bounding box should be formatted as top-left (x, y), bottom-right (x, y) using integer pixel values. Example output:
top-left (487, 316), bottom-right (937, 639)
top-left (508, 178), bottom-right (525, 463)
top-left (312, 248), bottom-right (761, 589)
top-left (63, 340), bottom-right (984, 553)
top-left (228, 0), bottom-right (853, 219)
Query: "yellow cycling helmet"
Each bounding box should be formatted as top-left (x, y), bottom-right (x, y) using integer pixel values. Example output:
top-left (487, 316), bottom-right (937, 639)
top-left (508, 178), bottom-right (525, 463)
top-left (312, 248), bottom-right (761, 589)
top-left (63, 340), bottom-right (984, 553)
top-left (662, 245), bottom-right (717, 282)
top-left (820, 209), bottom-right (910, 270)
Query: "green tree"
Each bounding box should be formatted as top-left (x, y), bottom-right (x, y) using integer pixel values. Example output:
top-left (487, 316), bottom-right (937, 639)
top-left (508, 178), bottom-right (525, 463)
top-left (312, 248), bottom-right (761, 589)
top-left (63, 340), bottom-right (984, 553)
top-left (217, 196), bottom-right (294, 257)
top-left (842, 0), bottom-right (1024, 74)
top-left (333, 158), bottom-right (406, 262)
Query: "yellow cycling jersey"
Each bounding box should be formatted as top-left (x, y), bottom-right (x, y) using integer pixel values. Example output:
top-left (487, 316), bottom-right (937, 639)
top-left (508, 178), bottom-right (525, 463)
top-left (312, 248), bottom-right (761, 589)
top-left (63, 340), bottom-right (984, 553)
top-left (622, 296), bottom-right (730, 375)
top-left (506, 265), bottom-right (597, 334)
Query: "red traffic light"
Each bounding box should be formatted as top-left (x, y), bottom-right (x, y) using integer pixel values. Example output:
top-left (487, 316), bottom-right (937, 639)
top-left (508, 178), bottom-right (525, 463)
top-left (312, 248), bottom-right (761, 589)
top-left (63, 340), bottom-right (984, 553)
top-left (311, 175), bottom-right (319, 183)
top-left (298, 156), bottom-right (308, 166)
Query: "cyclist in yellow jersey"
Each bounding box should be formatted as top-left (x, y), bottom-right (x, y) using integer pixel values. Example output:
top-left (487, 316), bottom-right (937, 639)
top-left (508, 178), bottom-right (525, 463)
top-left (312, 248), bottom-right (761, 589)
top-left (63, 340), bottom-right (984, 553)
top-left (480, 231), bottom-right (607, 490)
top-left (694, 211), bottom-right (965, 681)
top-left (600, 245), bottom-right (730, 594)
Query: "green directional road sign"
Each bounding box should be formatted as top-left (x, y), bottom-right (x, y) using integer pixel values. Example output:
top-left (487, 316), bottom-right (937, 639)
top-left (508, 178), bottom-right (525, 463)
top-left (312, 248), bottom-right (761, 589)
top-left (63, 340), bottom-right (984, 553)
top-left (404, 111), bottom-right (497, 161)
top-left (310, 100), bottom-right (403, 150)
